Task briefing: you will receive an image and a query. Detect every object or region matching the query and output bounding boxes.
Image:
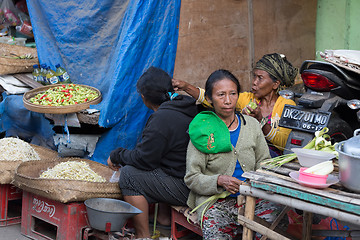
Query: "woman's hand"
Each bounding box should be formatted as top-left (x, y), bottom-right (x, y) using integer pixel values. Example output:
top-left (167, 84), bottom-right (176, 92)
top-left (172, 79), bottom-right (201, 100)
top-left (242, 104), bottom-right (262, 123)
top-left (172, 79), bottom-right (189, 91)
top-left (107, 157), bottom-right (120, 171)
top-left (249, 105), bottom-right (263, 122)
top-left (217, 175), bottom-right (243, 194)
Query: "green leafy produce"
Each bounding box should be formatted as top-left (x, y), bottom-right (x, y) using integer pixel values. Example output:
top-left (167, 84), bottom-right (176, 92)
top-left (2, 53), bottom-right (34, 59)
top-left (262, 127), bottom-right (338, 168)
top-left (29, 84), bottom-right (99, 106)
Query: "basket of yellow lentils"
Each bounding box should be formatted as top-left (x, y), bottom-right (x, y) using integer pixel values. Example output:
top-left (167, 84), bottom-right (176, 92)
top-left (13, 158), bottom-right (122, 203)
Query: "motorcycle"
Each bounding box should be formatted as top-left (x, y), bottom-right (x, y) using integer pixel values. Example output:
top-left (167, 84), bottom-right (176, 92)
top-left (279, 58), bottom-right (360, 154)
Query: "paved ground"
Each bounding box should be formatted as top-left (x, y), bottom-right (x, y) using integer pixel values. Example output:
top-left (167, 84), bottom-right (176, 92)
top-left (1, 224), bottom-right (29, 240)
top-left (1, 218), bottom-right (358, 240)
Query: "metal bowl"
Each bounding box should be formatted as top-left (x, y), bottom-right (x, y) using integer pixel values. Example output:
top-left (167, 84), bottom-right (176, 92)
top-left (84, 198), bottom-right (142, 232)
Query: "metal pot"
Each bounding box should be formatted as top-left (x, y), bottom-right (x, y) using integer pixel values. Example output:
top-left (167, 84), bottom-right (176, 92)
top-left (342, 129), bottom-right (360, 156)
top-left (336, 130), bottom-right (360, 193)
top-left (84, 198), bottom-right (142, 232)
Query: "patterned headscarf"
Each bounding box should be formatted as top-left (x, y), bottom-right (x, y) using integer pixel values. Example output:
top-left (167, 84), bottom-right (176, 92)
top-left (255, 53), bottom-right (298, 88)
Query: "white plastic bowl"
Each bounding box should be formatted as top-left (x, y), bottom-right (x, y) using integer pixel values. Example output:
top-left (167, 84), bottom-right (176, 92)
top-left (291, 148), bottom-right (335, 167)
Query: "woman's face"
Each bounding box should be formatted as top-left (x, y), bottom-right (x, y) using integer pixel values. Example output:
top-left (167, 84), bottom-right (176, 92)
top-left (207, 78), bottom-right (239, 120)
top-left (251, 69), bottom-right (280, 99)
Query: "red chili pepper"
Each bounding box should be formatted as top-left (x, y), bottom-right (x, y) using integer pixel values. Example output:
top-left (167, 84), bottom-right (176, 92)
top-left (75, 102), bottom-right (78, 104)
top-left (84, 98), bottom-right (88, 102)
top-left (62, 85), bottom-right (66, 88)
top-left (40, 94), bottom-right (47, 100)
top-left (61, 99), bottom-right (64, 102)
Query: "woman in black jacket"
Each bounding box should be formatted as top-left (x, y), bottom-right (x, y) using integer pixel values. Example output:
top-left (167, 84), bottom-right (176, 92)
top-left (107, 66), bottom-right (198, 239)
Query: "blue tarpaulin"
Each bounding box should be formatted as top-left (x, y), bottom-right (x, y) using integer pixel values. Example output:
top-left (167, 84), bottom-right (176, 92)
top-left (0, 0), bottom-right (181, 164)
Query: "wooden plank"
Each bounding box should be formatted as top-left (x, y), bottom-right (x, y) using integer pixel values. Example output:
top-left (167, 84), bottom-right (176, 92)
top-left (238, 215), bottom-right (291, 240)
top-left (13, 74), bottom-right (42, 89)
top-left (250, 181), bottom-right (360, 215)
top-left (325, 187), bottom-right (360, 200)
top-left (243, 171), bottom-right (360, 204)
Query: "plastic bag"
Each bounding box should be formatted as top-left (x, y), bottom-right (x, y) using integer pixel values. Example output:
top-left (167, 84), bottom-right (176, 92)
top-left (0, 0), bottom-right (30, 28)
top-left (16, 20), bottom-right (32, 37)
top-left (109, 170), bottom-right (121, 183)
top-left (0, 0), bottom-right (21, 26)
top-left (15, 0), bottom-right (27, 14)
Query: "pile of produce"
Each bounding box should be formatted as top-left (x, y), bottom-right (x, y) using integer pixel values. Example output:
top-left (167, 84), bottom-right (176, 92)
top-left (262, 127), bottom-right (337, 168)
top-left (1, 53), bottom-right (34, 59)
top-left (29, 84), bottom-right (99, 106)
top-left (39, 161), bottom-right (106, 182)
top-left (0, 137), bottom-right (40, 161)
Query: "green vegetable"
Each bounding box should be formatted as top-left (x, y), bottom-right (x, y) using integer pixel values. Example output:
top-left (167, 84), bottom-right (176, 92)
top-left (29, 84), bottom-right (99, 106)
top-left (188, 191), bottom-right (230, 229)
top-left (262, 127), bottom-right (338, 168)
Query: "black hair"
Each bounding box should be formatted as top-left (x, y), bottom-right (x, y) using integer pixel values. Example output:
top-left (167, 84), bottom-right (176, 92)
top-left (204, 69), bottom-right (241, 101)
top-left (136, 66), bottom-right (175, 106)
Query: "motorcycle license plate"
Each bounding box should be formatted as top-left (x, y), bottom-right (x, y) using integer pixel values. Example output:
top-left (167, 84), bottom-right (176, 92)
top-left (279, 105), bottom-right (331, 133)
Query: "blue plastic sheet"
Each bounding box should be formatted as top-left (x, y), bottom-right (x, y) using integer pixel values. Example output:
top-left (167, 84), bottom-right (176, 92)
top-left (0, 0), bottom-right (181, 164)
top-left (0, 93), bottom-right (55, 148)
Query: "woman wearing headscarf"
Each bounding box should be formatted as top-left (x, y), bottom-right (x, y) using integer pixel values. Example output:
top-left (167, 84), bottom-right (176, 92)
top-left (173, 53), bottom-right (298, 155)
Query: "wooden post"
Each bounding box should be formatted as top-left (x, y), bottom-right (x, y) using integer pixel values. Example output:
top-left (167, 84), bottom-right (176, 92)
top-left (302, 211), bottom-right (313, 240)
top-left (242, 195), bottom-right (256, 240)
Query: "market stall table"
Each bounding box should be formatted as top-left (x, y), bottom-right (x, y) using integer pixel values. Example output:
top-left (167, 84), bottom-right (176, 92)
top-left (238, 162), bottom-right (360, 240)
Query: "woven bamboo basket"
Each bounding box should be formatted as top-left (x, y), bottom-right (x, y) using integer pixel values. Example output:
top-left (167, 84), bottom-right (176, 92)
top-left (13, 158), bottom-right (122, 203)
top-left (0, 43), bottom-right (39, 75)
top-left (0, 144), bottom-right (59, 184)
